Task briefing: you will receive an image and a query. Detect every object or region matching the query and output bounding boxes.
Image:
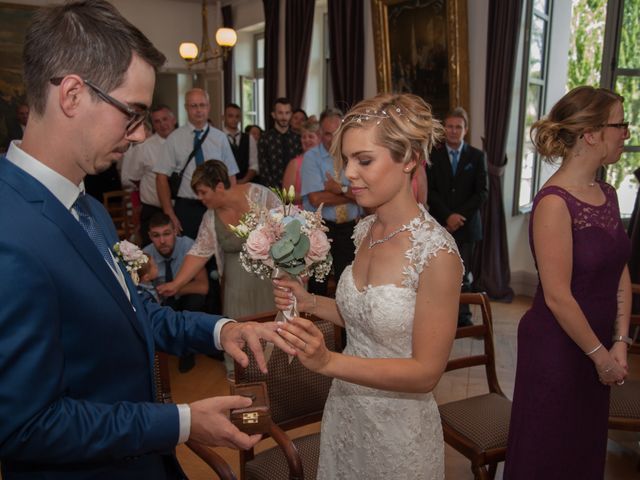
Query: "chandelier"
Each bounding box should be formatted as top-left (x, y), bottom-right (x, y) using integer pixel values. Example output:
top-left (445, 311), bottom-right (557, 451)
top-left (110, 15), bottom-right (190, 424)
top-left (179, 0), bottom-right (237, 67)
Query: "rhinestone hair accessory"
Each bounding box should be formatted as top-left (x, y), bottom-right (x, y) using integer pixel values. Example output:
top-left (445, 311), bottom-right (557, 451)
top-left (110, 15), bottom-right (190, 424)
top-left (344, 105), bottom-right (405, 126)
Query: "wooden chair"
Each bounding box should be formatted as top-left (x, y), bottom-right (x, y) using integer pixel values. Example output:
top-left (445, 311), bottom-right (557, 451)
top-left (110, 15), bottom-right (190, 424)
top-left (103, 190), bottom-right (140, 244)
top-left (607, 284), bottom-right (640, 471)
top-left (233, 311), bottom-right (341, 480)
top-left (154, 352), bottom-right (238, 480)
top-left (438, 292), bottom-right (512, 480)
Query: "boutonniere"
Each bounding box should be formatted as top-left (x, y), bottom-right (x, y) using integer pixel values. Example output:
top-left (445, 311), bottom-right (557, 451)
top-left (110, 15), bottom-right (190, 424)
top-left (113, 240), bottom-right (148, 285)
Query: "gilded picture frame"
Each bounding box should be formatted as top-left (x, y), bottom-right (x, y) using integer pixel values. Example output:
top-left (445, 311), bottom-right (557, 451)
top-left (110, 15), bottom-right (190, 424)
top-left (0, 2), bottom-right (38, 152)
top-left (371, 0), bottom-right (470, 121)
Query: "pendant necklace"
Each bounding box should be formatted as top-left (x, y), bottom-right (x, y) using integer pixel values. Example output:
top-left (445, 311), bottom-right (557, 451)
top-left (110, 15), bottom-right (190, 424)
top-left (369, 218), bottom-right (414, 249)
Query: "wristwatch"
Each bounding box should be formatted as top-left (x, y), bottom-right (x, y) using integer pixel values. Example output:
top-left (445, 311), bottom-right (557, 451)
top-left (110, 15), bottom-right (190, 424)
top-left (612, 335), bottom-right (633, 346)
top-left (341, 185), bottom-right (348, 194)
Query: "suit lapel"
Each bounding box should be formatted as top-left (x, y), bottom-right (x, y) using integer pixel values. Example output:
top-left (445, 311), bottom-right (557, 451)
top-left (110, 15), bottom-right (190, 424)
top-left (1, 159), bottom-right (147, 342)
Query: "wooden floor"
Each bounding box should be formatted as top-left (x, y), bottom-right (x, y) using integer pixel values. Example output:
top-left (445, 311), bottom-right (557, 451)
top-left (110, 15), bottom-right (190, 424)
top-left (170, 295), bottom-right (640, 479)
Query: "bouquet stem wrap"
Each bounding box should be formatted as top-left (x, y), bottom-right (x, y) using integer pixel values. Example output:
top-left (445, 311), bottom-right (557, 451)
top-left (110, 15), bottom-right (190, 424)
top-left (271, 267), bottom-right (304, 363)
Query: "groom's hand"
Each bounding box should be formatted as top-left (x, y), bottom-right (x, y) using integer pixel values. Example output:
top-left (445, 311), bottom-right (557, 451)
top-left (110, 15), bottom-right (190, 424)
top-left (189, 396), bottom-right (261, 449)
top-left (221, 321), bottom-right (296, 373)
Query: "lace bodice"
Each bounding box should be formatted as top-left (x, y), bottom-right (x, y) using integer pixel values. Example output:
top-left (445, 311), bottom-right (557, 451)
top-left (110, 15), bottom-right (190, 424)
top-left (317, 204), bottom-right (460, 480)
top-left (188, 184), bottom-right (280, 276)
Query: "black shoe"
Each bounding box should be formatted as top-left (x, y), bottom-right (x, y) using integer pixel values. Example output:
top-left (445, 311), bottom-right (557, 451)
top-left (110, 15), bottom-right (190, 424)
top-left (457, 316), bottom-right (473, 328)
top-left (178, 354), bottom-right (196, 373)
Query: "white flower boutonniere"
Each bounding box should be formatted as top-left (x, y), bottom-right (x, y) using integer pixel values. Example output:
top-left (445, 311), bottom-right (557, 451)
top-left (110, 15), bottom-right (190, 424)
top-left (113, 240), bottom-right (148, 285)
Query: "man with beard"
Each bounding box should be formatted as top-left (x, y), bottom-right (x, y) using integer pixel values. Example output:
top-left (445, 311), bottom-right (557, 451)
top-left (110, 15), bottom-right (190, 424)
top-left (257, 97), bottom-right (302, 188)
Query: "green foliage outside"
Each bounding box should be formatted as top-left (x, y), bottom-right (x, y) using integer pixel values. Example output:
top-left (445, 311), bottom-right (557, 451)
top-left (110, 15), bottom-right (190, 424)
top-left (567, 0), bottom-right (640, 189)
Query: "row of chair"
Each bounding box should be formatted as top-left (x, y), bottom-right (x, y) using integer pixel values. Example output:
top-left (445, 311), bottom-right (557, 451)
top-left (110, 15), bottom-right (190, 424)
top-left (157, 293), bottom-right (640, 480)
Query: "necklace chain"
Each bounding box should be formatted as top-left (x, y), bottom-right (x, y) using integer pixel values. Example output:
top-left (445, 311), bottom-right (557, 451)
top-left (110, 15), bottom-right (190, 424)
top-left (368, 222), bottom-right (411, 248)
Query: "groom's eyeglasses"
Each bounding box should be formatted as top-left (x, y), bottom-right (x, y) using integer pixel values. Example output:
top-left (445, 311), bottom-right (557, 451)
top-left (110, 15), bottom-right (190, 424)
top-left (49, 77), bottom-right (149, 135)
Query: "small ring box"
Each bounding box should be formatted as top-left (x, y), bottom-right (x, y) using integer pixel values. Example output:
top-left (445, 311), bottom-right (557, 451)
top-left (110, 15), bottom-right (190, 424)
top-left (229, 382), bottom-right (271, 435)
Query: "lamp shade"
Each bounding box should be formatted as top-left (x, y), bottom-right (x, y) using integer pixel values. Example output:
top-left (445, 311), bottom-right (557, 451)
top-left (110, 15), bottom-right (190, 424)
top-left (179, 42), bottom-right (199, 61)
top-left (215, 28), bottom-right (237, 48)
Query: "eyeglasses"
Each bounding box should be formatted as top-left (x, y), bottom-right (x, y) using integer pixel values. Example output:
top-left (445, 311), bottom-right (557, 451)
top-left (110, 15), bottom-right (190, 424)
top-left (601, 122), bottom-right (629, 132)
top-left (50, 77), bottom-right (149, 135)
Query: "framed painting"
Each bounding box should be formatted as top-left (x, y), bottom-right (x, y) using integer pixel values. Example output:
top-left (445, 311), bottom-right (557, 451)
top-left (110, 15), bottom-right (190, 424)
top-left (371, 0), bottom-right (469, 121)
top-left (0, 2), bottom-right (38, 152)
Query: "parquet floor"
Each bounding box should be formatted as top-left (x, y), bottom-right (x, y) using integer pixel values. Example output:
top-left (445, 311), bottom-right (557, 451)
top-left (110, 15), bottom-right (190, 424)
top-left (171, 296), bottom-right (640, 479)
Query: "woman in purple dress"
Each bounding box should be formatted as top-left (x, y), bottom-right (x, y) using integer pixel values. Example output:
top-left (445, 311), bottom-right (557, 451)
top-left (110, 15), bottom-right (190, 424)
top-left (505, 86), bottom-right (633, 479)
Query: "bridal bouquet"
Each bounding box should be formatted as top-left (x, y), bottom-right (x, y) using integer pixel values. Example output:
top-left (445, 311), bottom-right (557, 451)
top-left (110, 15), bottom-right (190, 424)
top-left (230, 186), bottom-right (333, 283)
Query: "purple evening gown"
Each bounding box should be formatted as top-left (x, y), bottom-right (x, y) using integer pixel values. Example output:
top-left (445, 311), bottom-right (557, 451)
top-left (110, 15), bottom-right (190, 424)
top-left (504, 182), bottom-right (630, 479)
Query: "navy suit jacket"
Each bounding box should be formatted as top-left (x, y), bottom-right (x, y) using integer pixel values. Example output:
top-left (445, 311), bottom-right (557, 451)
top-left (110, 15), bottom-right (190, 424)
top-left (427, 143), bottom-right (489, 243)
top-left (0, 157), bottom-right (222, 479)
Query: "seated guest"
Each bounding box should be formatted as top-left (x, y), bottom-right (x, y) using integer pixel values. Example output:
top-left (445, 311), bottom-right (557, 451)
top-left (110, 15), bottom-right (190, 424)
top-left (144, 212), bottom-right (208, 372)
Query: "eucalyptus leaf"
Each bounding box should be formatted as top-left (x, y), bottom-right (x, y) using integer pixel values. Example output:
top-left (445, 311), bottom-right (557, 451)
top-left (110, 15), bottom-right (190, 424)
top-left (284, 220), bottom-right (301, 243)
top-left (292, 234), bottom-right (310, 258)
top-left (270, 238), bottom-right (294, 261)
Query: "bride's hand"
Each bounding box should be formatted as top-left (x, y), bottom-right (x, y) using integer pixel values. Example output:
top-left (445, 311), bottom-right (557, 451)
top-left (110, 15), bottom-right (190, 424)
top-left (272, 278), bottom-right (314, 313)
top-left (276, 316), bottom-right (332, 373)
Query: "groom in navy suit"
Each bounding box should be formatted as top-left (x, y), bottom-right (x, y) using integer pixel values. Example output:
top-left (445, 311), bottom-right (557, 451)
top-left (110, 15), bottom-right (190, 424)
top-left (0, 2), bottom-right (293, 479)
top-left (427, 107), bottom-right (489, 326)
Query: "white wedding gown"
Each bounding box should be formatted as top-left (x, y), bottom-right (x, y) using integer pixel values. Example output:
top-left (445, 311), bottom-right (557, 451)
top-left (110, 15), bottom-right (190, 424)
top-left (317, 205), bottom-right (460, 480)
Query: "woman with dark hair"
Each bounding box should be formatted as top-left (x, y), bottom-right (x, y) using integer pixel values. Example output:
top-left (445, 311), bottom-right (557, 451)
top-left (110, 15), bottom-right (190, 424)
top-left (157, 160), bottom-right (279, 319)
top-left (505, 86), bottom-right (631, 479)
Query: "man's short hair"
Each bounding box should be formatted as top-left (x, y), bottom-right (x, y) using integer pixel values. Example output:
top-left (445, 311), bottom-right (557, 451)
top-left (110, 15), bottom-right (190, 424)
top-left (272, 97), bottom-right (291, 111)
top-left (24, 0), bottom-right (166, 115)
top-left (319, 107), bottom-right (343, 124)
top-left (225, 103), bottom-right (241, 112)
top-left (151, 104), bottom-right (173, 115)
top-left (445, 107), bottom-right (469, 128)
top-left (148, 212), bottom-right (173, 230)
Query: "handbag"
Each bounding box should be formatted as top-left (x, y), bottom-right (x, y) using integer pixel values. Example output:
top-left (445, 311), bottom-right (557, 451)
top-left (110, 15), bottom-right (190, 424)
top-left (168, 126), bottom-right (210, 199)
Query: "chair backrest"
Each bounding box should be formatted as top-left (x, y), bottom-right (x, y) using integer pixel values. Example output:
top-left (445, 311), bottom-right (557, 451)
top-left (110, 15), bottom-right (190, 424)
top-left (444, 292), bottom-right (503, 396)
top-left (234, 311), bottom-right (338, 431)
top-left (629, 284), bottom-right (640, 355)
top-left (103, 190), bottom-right (139, 243)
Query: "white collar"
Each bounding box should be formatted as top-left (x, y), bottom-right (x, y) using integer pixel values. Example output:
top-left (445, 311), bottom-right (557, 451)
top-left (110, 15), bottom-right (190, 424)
top-left (6, 141), bottom-right (82, 210)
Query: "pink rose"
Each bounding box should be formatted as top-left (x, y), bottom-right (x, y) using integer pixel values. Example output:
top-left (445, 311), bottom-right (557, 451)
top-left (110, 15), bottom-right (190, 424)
top-left (245, 228), bottom-right (272, 261)
top-left (306, 229), bottom-right (331, 264)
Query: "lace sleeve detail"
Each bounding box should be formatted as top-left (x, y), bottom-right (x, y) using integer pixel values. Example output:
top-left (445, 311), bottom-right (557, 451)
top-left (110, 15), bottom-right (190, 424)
top-left (188, 210), bottom-right (224, 275)
top-left (402, 206), bottom-right (461, 290)
top-left (247, 183), bottom-right (281, 210)
top-left (353, 214), bottom-right (376, 254)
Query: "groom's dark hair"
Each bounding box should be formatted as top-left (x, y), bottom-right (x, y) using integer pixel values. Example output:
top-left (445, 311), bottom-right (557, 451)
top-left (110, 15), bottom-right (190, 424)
top-left (23, 0), bottom-right (166, 115)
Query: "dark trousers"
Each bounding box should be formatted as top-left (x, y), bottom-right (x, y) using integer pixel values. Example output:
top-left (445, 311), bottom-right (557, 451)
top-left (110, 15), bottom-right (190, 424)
top-left (140, 203), bottom-right (163, 247)
top-left (174, 197), bottom-right (206, 240)
top-left (309, 219), bottom-right (356, 297)
top-left (163, 293), bottom-right (206, 312)
top-left (457, 240), bottom-right (475, 320)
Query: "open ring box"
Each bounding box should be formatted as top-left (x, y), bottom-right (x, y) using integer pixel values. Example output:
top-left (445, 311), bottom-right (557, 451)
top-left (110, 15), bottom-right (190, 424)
top-left (230, 382), bottom-right (271, 434)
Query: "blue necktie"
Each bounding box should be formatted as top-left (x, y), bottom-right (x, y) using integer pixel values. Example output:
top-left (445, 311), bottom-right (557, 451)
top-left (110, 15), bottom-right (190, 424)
top-left (451, 150), bottom-right (459, 175)
top-left (73, 193), bottom-right (116, 270)
top-left (194, 129), bottom-right (204, 166)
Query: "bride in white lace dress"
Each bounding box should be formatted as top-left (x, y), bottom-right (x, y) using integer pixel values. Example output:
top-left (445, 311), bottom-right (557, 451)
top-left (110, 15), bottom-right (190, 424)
top-left (273, 94), bottom-right (463, 480)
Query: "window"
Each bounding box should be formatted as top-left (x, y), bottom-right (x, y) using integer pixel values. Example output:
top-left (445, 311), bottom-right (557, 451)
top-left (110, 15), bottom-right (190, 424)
top-left (513, 0), bottom-right (553, 214)
top-left (601, 0), bottom-right (640, 216)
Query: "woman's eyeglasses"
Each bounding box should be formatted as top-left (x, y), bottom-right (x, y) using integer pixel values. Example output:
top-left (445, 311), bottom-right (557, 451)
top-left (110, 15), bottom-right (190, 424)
top-left (601, 122), bottom-right (630, 132)
top-left (50, 77), bottom-right (149, 135)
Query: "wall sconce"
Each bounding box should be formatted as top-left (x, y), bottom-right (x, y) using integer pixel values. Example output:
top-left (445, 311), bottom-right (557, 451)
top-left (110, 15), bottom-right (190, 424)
top-left (179, 0), bottom-right (237, 67)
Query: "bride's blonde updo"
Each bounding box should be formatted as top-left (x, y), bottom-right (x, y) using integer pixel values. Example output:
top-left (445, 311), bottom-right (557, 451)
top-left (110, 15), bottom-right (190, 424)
top-left (531, 86), bottom-right (623, 162)
top-left (331, 93), bottom-right (444, 172)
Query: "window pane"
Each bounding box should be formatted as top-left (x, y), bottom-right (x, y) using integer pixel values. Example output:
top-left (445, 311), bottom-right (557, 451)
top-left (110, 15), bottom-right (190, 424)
top-left (611, 152), bottom-right (640, 217)
top-left (529, 16), bottom-right (547, 80)
top-left (534, 0), bottom-right (548, 14)
top-left (518, 84), bottom-right (543, 209)
top-left (255, 37), bottom-right (264, 70)
top-left (617, 0), bottom-right (640, 69)
top-left (567, 0), bottom-right (606, 90)
top-left (615, 75), bottom-right (640, 147)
